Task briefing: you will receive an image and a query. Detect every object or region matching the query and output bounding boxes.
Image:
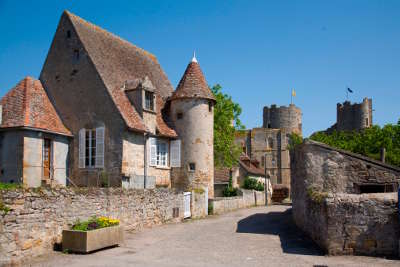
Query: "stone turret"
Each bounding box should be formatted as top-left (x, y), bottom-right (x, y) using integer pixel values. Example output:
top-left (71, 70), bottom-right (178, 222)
top-left (263, 104), bottom-right (302, 135)
top-left (169, 54), bottom-right (215, 198)
top-left (336, 98), bottom-right (372, 132)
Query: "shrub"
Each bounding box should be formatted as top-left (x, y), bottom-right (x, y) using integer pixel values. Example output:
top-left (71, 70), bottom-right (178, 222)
top-left (243, 177), bottom-right (264, 191)
top-left (288, 133), bottom-right (303, 151)
top-left (72, 216), bottom-right (119, 231)
top-left (208, 202), bottom-right (213, 215)
top-left (223, 176), bottom-right (238, 197)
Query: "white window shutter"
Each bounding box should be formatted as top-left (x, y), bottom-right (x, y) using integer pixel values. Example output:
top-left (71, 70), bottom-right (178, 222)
top-left (149, 137), bottom-right (157, 166)
top-left (79, 128), bottom-right (85, 168)
top-left (95, 127), bottom-right (105, 168)
top-left (170, 140), bottom-right (181, 167)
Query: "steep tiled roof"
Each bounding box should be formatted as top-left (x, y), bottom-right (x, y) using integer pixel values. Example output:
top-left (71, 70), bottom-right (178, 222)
top-left (214, 167), bottom-right (231, 184)
top-left (155, 95), bottom-right (177, 138)
top-left (64, 11), bottom-right (175, 135)
top-left (170, 60), bottom-right (215, 101)
top-left (239, 154), bottom-right (265, 177)
top-left (0, 77), bottom-right (71, 136)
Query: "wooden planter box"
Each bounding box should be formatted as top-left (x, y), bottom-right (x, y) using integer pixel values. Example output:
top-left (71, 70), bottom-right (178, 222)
top-left (62, 225), bottom-right (123, 253)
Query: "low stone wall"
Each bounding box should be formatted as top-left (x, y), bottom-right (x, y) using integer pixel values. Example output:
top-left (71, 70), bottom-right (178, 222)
top-left (211, 189), bottom-right (265, 215)
top-left (0, 187), bottom-right (184, 266)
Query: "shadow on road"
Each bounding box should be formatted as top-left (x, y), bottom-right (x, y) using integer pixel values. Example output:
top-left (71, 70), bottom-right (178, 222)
top-left (236, 208), bottom-right (322, 256)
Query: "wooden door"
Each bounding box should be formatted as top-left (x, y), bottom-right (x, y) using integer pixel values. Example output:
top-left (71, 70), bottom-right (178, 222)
top-left (43, 139), bottom-right (51, 180)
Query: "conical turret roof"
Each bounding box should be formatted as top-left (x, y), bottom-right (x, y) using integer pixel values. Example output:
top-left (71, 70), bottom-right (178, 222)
top-left (170, 56), bottom-right (215, 101)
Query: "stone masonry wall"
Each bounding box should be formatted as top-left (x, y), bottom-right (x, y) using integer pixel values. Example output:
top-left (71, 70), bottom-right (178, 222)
top-left (0, 187), bottom-right (184, 266)
top-left (291, 140), bottom-right (400, 256)
top-left (211, 189), bottom-right (265, 215)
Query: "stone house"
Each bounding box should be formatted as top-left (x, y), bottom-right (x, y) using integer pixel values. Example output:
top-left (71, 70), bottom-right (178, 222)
top-left (213, 153), bottom-right (266, 197)
top-left (0, 11), bottom-right (215, 197)
top-left (0, 77), bottom-right (71, 187)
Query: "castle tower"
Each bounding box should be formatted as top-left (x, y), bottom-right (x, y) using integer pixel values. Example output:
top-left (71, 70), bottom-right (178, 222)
top-left (169, 54), bottom-right (216, 198)
top-left (336, 98), bottom-right (372, 132)
top-left (263, 104), bottom-right (302, 135)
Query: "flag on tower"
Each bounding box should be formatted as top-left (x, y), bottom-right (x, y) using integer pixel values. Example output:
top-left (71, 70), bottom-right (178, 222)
top-left (347, 88), bottom-right (353, 93)
top-left (292, 89), bottom-right (296, 97)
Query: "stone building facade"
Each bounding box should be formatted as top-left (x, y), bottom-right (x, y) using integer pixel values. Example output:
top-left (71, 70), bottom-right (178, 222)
top-left (235, 104), bottom-right (302, 192)
top-left (0, 11), bottom-right (215, 198)
top-left (291, 139), bottom-right (400, 256)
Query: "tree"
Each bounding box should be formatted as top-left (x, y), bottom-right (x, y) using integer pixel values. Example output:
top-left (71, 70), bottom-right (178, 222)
top-left (212, 84), bottom-right (245, 168)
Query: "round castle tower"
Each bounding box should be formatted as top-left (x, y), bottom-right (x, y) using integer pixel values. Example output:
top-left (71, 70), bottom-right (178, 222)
top-left (263, 104), bottom-right (302, 135)
top-left (169, 55), bottom-right (215, 198)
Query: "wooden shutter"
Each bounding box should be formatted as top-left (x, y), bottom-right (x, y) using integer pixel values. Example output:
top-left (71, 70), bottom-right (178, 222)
top-left (149, 137), bottom-right (157, 166)
top-left (170, 139), bottom-right (181, 167)
top-left (95, 127), bottom-right (105, 168)
top-left (79, 128), bottom-right (85, 168)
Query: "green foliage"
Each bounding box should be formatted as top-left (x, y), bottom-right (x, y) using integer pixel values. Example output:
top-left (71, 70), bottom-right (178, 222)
top-left (310, 120), bottom-right (400, 167)
top-left (0, 182), bottom-right (21, 190)
top-left (222, 176), bottom-right (238, 197)
top-left (287, 133), bottom-right (303, 151)
top-left (212, 84), bottom-right (245, 168)
top-left (0, 200), bottom-right (11, 216)
top-left (208, 202), bottom-right (213, 215)
top-left (72, 216), bottom-right (119, 231)
top-left (243, 177), bottom-right (264, 191)
top-left (307, 186), bottom-right (328, 204)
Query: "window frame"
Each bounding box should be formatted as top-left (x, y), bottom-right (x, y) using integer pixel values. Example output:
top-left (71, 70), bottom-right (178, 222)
top-left (156, 139), bottom-right (168, 167)
top-left (144, 91), bottom-right (155, 111)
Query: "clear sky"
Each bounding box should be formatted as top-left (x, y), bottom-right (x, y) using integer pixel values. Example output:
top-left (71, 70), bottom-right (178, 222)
top-left (0, 0), bottom-right (399, 136)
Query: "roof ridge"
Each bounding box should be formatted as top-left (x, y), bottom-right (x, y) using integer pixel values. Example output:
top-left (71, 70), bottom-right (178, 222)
top-left (64, 10), bottom-right (158, 63)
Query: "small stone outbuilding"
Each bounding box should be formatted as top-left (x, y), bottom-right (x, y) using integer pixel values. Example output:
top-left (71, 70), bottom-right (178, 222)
top-left (0, 77), bottom-right (72, 187)
top-left (291, 139), bottom-right (400, 256)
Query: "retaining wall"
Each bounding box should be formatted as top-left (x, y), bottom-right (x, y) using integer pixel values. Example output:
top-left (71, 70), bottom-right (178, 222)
top-left (0, 187), bottom-right (184, 266)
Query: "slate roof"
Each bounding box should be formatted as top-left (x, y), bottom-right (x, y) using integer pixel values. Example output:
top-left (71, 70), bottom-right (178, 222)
top-left (64, 11), bottom-right (176, 137)
top-left (170, 60), bottom-right (215, 101)
top-left (0, 77), bottom-right (72, 136)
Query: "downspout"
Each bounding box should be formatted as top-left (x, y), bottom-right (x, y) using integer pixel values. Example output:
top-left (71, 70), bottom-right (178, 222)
top-left (144, 132), bottom-right (148, 189)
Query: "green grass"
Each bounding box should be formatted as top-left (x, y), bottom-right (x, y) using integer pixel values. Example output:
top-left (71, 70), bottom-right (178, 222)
top-left (0, 182), bottom-right (21, 190)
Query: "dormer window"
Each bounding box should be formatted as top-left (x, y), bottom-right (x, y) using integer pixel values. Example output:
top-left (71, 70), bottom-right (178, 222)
top-left (145, 91), bottom-right (154, 111)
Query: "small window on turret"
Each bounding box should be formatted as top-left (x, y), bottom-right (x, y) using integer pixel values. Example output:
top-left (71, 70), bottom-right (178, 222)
top-left (365, 118), bottom-right (369, 126)
top-left (67, 30), bottom-right (71, 39)
top-left (188, 163), bottom-right (196, 172)
top-left (177, 112), bottom-right (183, 120)
top-left (74, 49), bottom-right (80, 61)
top-left (209, 102), bottom-right (212, 112)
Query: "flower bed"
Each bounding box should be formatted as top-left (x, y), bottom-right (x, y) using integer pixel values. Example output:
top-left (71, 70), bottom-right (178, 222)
top-left (62, 216), bottom-right (123, 253)
top-left (72, 216), bottom-right (120, 231)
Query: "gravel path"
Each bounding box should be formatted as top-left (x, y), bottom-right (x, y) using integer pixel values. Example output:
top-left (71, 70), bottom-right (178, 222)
top-left (30, 205), bottom-right (399, 267)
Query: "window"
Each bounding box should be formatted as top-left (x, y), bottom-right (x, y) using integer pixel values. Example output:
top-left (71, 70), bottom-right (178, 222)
top-left (261, 156), bottom-right (265, 167)
top-left (156, 140), bottom-right (168, 166)
top-left (67, 30), bottom-right (71, 38)
top-left (365, 118), bottom-right (369, 126)
top-left (208, 101), bottom-right (213, 112)
top-left (74, 49), bottom-right (80, 60)
top-left (268, 138), bottom-right (274, 149)
top-left (79, 127), bottom-right (104, 168)
top-left (145, 91), bottom-right (154, 111)
top-left (149, 138), bottom-right (169, 167)
top-left (189, 163), bottom-right (196, 172)
top-left (177, 112), bottom-right (183, 120)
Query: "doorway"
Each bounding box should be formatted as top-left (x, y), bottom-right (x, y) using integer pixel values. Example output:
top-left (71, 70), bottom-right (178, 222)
top-left (43, 138), bottom-right (52, 182)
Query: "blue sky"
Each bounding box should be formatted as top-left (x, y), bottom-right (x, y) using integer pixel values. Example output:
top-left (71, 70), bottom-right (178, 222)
top-left (0, 0), bottom-right (399, 136)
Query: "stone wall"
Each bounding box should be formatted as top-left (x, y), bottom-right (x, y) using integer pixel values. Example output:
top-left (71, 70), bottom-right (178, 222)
top-left (291, 140), bottom-right (400, 256)
top-left (263, 104), bottom-right (302, 135)
top-left (0, 187), bottom-right (184, 266)
top-left (211, 189), bottom-right (265, 215)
